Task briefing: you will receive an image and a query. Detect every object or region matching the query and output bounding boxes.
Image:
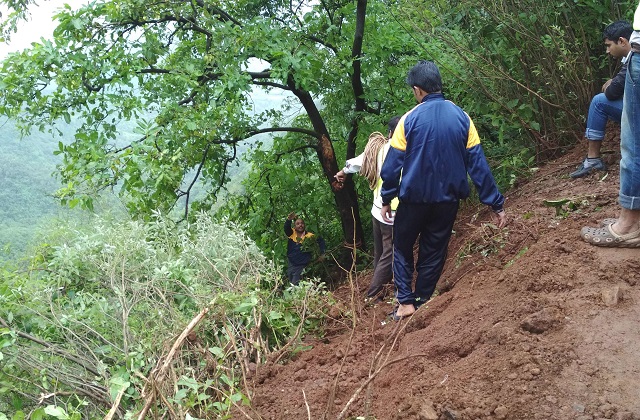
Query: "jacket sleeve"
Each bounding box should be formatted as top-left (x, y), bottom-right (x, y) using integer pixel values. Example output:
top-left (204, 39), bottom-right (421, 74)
top-left (284, 219), bottom-right (293, 236)
top-left (343, 152), bottom-right (364, 174)
top-left (380, 115), bottom-right (407, 204)
top-left (604, 62), bottom-right (627, 101)
top-left (465, 118), bottom-right (505, 211)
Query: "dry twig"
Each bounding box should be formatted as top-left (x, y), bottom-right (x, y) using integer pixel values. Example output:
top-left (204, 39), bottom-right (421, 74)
top-left (136, 307), bottom-right (209, 420)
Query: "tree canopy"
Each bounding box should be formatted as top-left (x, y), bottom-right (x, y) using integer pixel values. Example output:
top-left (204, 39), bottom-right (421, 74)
top-left (0, 0), bottom-right (420, 250)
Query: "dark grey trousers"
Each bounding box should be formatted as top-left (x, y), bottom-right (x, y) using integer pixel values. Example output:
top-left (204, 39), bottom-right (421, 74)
top-left (367, 218), bottom-right (394, 298)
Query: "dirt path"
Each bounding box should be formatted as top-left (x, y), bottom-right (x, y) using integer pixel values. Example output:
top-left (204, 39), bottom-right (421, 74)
top-left (244, 132), bottom-right (640, 420)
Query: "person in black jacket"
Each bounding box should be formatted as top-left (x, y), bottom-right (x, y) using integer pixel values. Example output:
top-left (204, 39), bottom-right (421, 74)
top-left (571, 20), bottom-right (633, 178)
top-left (284, 212), bottom-right (326, 285)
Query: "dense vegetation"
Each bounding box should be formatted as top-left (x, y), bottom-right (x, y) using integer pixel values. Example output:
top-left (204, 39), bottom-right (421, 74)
top-left (0, 213), bottom-right (332, 418)
top-left (0, 0), bottom-right (636, 417)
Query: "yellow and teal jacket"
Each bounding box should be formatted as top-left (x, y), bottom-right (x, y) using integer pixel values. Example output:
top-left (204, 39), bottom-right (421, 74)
top-left (284, 220), bottom-right (326, 266)
top-left (380, 93), bottom-right (504, 211)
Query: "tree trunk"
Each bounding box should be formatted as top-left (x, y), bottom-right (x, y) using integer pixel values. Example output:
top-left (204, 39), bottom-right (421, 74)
top-left (317, 134), bottom-right (365, 250)
top-left (288, 77), bottom-right (365, 250)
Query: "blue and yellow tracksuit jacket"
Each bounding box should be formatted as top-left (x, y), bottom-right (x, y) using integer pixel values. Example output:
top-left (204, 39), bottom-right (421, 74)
top-left (380, 93), bottom-right (504, 211)
top-left (284, 220), bottom-right (326, 267)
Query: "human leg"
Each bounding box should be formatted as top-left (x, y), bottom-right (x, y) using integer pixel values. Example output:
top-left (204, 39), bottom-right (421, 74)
top-left (615, 52), bottom-right (640, 234)
top-left (582, 52), bottom-right (640, 246)
top-left (584, 93), bottom-right (623, 142)
top-left (414, 202), bottom-right (459, 304)
top-left (392, 204), bottom-right (421, 307)
top-left (619, 53), bottom-right (640, 215)
top-left (571, 93), bottom-right (622, 178)
top-left (367, 220), bottom-right (393, 298)
top-left (372, 216), bottom-right (383, 270)
top-left (287, 264), bottom-right (305, 285)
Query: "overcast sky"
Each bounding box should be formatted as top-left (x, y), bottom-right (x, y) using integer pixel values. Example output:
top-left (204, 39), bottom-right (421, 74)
top-left (0, 0), bottom-right (84, 59)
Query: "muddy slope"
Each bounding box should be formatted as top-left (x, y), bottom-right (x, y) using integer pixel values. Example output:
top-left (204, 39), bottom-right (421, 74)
top-left (244, 131), bottom-right (640, 420)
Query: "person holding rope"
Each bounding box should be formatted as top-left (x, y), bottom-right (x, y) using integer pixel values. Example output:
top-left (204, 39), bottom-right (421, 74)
top-left (334, 116), bottom-right (401, 301)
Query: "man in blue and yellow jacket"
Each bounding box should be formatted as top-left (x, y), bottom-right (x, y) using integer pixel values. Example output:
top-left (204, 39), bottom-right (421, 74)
top-left (284, 212), bottom-right (326, 285)
top-left (380, 60), bottom-right (508, 319)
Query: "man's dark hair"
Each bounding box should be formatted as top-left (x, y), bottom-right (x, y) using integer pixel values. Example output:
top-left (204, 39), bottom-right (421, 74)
top-left (603, 20), bottom-right (633, 42)
top-left (406, 60), bottom-right (442, 93)
top-left (388, 116), bottom-right (401, 136)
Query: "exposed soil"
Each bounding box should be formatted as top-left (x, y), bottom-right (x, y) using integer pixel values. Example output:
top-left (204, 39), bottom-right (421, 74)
top-left (243, 129), bottom-right (640, 420)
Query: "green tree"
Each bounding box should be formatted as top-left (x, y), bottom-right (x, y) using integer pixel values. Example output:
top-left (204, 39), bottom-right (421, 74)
top-left (397, 0), bottom-right (636, 156)
top-left (0, 0), bottom-right (415, 250)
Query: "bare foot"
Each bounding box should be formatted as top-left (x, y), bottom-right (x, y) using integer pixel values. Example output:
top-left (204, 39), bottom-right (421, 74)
top-left (610, 220), bottom-right (638, 235)
top-left (396, 303), bottom-right (416, 317)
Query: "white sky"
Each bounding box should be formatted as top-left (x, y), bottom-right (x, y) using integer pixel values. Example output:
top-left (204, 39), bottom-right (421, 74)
top-left (0, 0), bottom-right (84, 59)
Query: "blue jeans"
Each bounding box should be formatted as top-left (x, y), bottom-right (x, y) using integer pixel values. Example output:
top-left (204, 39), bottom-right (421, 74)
top-left (584, 93), bottom-right (623, 141)
top-left (619, 52), bottom-right (640, 210)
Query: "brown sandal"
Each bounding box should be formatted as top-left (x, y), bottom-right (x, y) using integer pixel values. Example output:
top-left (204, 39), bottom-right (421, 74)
top-left (581, 224), bottom-right (640, 247)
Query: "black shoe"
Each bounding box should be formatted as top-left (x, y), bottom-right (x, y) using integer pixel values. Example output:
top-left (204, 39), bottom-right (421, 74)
top-left (570, 158), bottom-right (606, 178)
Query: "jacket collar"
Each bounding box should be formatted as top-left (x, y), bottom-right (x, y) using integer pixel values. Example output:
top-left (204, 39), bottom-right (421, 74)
top-left (420, 92), bottom-right (445, 103)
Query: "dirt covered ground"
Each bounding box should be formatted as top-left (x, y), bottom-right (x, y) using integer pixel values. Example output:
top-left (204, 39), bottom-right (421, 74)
top-left (243, 130), bottom-right (640, 420)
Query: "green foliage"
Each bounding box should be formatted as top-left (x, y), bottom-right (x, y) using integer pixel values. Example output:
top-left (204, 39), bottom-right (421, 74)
top-left (399, 0), bottom-right (635, 166)
top-left (0, 212), bottom-right (332, 418)
top-left (0, 122), bottom-right (68, 262)
top-left (0, 0), bottom-right (438, 260)
top-left (543, 197), bottom-right (591, 217)
top-left (221, 132), bottom-right (342, 269)
top-left (455, 224), bottom-right (509, 267)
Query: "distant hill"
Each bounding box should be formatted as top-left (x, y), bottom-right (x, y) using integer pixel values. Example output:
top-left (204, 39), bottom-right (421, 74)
top-left (0, 121), bottom-right (70, 261)
top-left (0, 87), bottom-right (286, 261)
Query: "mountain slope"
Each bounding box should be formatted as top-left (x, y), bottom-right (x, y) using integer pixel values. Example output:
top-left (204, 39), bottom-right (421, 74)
top-left (243, 129), bottom-right (640, 419)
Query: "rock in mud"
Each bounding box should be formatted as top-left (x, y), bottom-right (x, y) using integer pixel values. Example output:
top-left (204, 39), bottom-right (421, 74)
top-left (520, 307), bottom-right (562, 334)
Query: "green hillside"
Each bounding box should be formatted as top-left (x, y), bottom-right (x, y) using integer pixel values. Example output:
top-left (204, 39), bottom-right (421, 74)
top-left (0, 121), bottom-right (69, 261)
top-left (0, 88), bottom-right (284, 261)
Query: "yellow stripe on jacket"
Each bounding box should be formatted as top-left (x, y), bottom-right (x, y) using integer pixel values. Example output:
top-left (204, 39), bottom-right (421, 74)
top-left (466, 116), bottom-right (480, 149)
top-left (288, 232), bottom-right (314, 243)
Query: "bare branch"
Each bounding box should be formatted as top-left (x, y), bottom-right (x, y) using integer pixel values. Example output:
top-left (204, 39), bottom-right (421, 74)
top-left (137, 308), bottom-right (209, 420)
top-left (176, 143), bottom-right (210, 221)
top-left (0, 316), bottom-right (101, 378)
top-left (249, 126), bottom-right (321, 139)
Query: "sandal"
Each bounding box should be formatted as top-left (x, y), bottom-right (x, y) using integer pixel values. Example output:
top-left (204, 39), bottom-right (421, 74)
top-left (601, 218), bottom-right (617, 226)
top-left (581, 224), bottom-right (640, 248)
top-left (388, 307), bottom-right (404, 321)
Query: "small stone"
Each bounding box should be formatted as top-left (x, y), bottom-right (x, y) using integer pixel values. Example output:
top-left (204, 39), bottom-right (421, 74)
top-left (442, 407), bottom-right (459, 420)
top-left (573, 404), bottom-right (586, 413)
top-left (494, 405), bottom-right (509, 419)
top-left (418, 400), bottom-right (438, 420)
top-left (520, 307), bottom-right (562, 334)
top-left (601, 286), bottom-right (621, 306)
top-left (598, 403), bottom-right (615, 418)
